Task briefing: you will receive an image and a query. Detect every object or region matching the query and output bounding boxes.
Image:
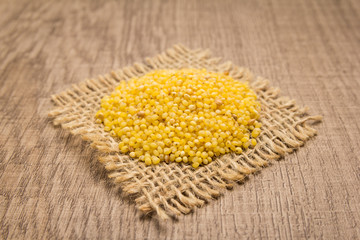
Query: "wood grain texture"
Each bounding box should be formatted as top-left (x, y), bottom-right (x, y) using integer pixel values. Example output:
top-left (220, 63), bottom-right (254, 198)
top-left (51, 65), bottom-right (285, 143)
top-left (0, 0), bottom-right (359, 239)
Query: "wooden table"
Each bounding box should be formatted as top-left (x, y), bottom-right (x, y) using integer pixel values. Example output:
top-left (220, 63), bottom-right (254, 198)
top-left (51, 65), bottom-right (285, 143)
top-left (1, 0), bottom-right (359, 239)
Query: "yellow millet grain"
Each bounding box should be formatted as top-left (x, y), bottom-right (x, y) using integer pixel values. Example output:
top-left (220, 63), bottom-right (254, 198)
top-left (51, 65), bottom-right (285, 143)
top-left (95, 68), bottom-right (261, 168)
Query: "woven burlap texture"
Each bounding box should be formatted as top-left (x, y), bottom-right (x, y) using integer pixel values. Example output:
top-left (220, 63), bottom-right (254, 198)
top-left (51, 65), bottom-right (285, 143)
top-left (49, 44), bottom-right (322, 220)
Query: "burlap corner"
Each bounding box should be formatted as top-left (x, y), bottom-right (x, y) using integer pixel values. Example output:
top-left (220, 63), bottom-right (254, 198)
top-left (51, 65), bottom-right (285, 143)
top-left (48, 44), bottom-right (322, 220)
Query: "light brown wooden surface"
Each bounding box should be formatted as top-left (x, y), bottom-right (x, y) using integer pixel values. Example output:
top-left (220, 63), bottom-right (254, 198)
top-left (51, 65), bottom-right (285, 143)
top-left (1, 0), bottom-right (359, 239)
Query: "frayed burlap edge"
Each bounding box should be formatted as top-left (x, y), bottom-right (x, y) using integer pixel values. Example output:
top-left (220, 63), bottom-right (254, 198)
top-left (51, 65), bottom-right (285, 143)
top-left (48, 44), bottom-right (322, 220)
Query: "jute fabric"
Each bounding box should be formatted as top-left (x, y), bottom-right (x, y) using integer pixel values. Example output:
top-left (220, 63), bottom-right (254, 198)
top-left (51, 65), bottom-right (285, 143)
top-left (49, 45), bottom-right (322, 219)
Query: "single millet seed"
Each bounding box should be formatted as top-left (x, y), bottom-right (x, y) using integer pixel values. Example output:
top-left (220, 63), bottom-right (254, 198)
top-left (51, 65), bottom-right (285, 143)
top-left (137, 111), bottom-right (145, 118)
top-left (215, 99), bottom-right (223, 107)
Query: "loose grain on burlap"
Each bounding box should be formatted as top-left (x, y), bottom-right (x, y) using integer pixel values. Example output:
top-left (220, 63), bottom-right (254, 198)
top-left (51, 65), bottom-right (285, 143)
top-left (48, 44), bottom-right (322, 220)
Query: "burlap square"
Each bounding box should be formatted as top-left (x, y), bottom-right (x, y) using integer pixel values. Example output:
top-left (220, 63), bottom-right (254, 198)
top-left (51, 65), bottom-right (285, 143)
top-left (48, 44), bottom-right (322, 219)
